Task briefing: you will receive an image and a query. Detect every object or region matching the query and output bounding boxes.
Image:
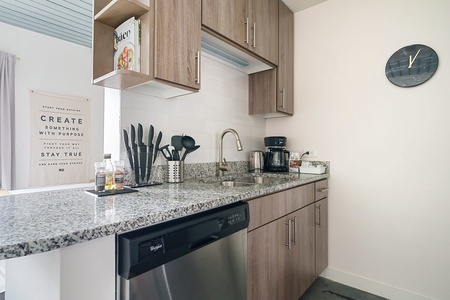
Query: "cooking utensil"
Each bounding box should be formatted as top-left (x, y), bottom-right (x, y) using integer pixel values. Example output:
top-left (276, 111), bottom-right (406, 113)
top-left (181, 135), bottom-right (195, 149)
top-left (137, 123), bottom-right (147, 182)
top-left (181, 145), bottom-right (200, 161)
top-left (130, 124), bottom-right (140, 184)
top-left (146, 125), bottom-right (154, 182)
top-left (153, 131), bottom-right (162, 163)
top-left (171, 135), bottom-right (183, 160)
top-left (160, 144), bottom-right (172, 161)
top-left (122, 129), bottom-right (134, 170)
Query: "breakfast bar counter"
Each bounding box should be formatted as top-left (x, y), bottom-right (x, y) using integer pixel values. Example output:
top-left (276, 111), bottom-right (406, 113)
top-left (0, 172), bottom-right (329, 260)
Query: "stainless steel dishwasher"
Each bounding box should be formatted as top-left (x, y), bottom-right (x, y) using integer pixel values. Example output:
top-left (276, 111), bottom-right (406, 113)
top-left (117, 201), bottom-right (250, 300)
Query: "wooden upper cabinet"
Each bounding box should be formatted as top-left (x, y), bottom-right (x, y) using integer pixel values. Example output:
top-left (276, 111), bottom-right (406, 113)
top-left (201, 0), bottom-right (278, 65)
top-left (92, 0), bottom-right (201, 97)
top-left (276, 0), bottom-right (294, 114)
top-left (247, 0), bottom-right (279, 65)
top-left (155, 0), bottom-right (201, 90)
top-left (201, 0), bottom-right (247, 49)
top-left (249, 0), bottom-right (293, 117)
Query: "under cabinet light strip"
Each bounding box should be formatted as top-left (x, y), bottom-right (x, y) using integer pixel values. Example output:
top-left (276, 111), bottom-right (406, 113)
top-left (201, 40), bottom-right (249, 68)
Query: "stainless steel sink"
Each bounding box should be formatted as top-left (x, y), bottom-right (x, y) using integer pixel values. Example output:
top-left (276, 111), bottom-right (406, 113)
top-left (220, 181), bottom-right (258, 187)
top-left (218, 176), bottom-right (290, 187)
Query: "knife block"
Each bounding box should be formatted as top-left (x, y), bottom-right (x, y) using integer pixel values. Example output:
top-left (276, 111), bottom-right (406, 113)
top-left (166, 161), bottom-right (184, 183)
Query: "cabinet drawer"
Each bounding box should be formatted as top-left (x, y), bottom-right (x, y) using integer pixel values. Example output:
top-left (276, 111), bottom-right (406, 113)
top-left (315, 179), bottom-right (328, 201)
top-left (247, 184), bottom-right (314, 231)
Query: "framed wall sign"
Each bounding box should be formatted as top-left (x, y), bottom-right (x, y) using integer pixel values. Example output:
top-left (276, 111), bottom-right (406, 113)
top-left (385, 44), bottom-right (438, 87)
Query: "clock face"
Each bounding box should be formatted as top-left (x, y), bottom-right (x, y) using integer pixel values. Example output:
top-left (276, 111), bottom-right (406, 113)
top-left (385, 44), bottom-right (438, 87)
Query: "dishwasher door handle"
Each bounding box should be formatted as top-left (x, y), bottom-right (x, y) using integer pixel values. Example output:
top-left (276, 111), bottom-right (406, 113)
top-left (189, 234), bottom-right (219, 251)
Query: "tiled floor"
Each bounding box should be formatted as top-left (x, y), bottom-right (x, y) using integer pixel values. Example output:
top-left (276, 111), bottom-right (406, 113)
top-left (300, 277), bottom-right (388, 300)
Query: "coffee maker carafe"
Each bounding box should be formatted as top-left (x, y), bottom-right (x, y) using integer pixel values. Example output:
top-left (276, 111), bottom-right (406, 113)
top-left (263, 136), bottom-right (290, 172)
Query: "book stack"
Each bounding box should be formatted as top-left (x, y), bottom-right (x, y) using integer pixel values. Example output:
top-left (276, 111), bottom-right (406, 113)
top-left (114, 17), bottom-right (141, 72)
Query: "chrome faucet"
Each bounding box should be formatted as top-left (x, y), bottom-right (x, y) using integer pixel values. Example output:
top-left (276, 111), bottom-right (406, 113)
top-left (218, 128), bottom-right (243, 177)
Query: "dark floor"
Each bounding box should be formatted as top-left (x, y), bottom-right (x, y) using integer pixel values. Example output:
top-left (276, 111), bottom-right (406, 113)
top-left (300, 277), bottom-right (388, 300)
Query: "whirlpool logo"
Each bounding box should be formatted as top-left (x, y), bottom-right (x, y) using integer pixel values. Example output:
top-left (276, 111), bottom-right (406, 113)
top-left (150, 244), bottom-right (163, 252)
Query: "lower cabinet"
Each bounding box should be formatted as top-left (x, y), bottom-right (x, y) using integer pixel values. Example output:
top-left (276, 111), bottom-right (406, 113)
top-left (315, 198), bottom-right (328, 276)
top-left (247, 180), bottom-right (329, 300)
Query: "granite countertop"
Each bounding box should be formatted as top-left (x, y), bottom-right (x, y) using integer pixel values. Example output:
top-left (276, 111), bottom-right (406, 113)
top-left (0, 172), bottom-right (329, 260)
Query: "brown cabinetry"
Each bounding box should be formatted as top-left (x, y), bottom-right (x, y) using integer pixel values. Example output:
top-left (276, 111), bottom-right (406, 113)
top-left (247, 184), bottom-right (316, 300)
top-left (315, 179), bottom-right (329, 276)
top-left (92, 0), bottom-right (201, 97)
top-left (247, 180), bottom-right (329, 299)
top-left (201, 0), bottom-right (279, 65)
top-left (249, 0), bottom-right (294, 117)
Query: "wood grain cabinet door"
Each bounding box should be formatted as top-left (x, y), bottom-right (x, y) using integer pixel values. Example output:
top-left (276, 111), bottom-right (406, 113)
top-left (276, 0), bottom-right (294, 114)
top-left (201, 0), bottom-right (247, 48)
top-left (247, 0), bottom-right (279, 65)
top-left (315, 198), bottom-right (329, 276)
top-left (293, 204), bottom-right (316, 297)
top-left (247, 215), bottom-right (290, 300)
top-left (155, 0), bottom-right (201, 90)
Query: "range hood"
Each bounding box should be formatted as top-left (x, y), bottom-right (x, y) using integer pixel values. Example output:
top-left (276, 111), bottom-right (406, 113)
top-left (201, 31), bottom-right (274, 74)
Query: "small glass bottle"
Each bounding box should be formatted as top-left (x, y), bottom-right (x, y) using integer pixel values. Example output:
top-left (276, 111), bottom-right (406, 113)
top-left (103, 154), bottom-right (114, 190)
top-left (114, 160), bottom-right (125, 190)
top-left (94, 162), bottom-right (106, 192)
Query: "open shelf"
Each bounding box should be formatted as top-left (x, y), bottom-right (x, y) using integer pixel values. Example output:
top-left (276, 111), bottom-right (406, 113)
top-left (94, 0), bottom-right (149, 27)
top-left (93, 70), bottom-right (150, 90)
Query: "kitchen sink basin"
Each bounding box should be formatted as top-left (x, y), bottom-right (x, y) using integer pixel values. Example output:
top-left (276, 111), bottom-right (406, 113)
top-left (214, 175), bottom-right (292, 187)
top-left (220, 181), bottom-right (258, 187)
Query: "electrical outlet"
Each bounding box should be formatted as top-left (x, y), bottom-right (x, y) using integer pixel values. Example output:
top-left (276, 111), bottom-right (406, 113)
top-left (303, 149), bottom-right (317, 158)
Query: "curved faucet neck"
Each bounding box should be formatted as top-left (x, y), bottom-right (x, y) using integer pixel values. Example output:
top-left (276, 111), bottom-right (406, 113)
top-left (218, 128), bottom-right (243, 177)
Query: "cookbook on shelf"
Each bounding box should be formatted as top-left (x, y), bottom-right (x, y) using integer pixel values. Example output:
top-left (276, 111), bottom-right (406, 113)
top-left (113, 16), bottom-right (141, 72)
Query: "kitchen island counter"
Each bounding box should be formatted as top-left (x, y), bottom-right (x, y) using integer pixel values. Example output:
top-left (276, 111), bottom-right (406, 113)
top-left (0, 172), bottom-right (329, 260)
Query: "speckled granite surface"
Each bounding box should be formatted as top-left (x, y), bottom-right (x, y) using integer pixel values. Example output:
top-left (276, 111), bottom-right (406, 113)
top-left (0, 166), bottom-right (329, 260)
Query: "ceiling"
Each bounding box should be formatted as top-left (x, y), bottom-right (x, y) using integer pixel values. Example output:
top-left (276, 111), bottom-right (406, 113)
top-left (0, 0), bottom-right (326, 49)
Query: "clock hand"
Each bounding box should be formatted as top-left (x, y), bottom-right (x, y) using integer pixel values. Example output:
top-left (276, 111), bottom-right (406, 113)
top-left (408, 49), bottom-right (421, 68)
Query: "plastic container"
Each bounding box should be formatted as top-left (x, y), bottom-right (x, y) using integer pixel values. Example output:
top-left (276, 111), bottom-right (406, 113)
top-left (94, 162), bottom-right (106, 192)
top-left (114, 160), bottom-right (125, 190)
top-left (103, 154), bottom-right (114, 190)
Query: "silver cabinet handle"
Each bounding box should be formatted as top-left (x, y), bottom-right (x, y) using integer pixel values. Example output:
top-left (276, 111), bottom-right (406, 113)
top-left (317, 188), bottom-right (328, 193)
top-left (285, 219), bottom-right (292, 249)
top-left (316, 204), bottom-right (322, 227)
top-left (244, 18), bottom-right (249, 44)
top-left (195, 51), bottom-right (200, 84)
top-left (292, 216), bottom-right (297, 245)
top-left (252, 23), bottom-right (256, 48)
top-left (280, 88), bottom-right (285, 109)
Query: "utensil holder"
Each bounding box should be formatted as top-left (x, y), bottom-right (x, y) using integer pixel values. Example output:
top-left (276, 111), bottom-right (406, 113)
top-left (166, 161), bottom-right (184, 183)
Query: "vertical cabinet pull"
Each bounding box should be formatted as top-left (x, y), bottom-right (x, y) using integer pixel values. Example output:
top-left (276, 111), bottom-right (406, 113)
top-left (285, 219), bottom-right (292, 249)
top-left (252, 23), bottom-right (256, 48)
top-left (280, 88), bottom-right (285, 109)
top-left (316, 204), bottom-right (322, 227)
top-left (244, 18), bottom-right (249, 44)
top-left (195, 51), bottom-right (200, 84)
top-left (292, 216), bottom-right (297, 245)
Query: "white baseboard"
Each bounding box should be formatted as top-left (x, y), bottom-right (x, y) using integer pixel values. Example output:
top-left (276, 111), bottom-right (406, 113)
top-left (320, 268), bottom-right (431, 300)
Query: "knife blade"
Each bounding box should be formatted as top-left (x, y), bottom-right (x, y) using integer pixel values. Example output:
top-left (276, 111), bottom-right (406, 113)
top-left (153, 131), bottom-right (162, 163)
top-left (123, 129), bottom-right (134, 170)
top-left (130, 124), bottom-right (140, 184)
top-left (138, 123), bottom-right (144, 146)
top-left (146, 125), bottom-right (154, 182)
top-left (137, 123), bottom-right (146, 182)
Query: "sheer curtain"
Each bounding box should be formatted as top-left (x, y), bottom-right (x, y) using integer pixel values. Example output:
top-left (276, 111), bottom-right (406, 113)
top-left (0, 51), bottom-right (16, 190)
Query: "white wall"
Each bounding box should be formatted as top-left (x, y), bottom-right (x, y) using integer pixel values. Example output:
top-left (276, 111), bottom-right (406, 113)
top-left (267, 0), bottom-right (450, 299)
top-left (0, 22), bottom-right (104, 189)
top-left (119, 55), bottom-right (266, 166)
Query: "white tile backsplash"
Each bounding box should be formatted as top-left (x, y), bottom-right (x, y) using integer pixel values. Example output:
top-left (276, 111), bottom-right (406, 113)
top-left (120, 55), bottom-right (266, 165)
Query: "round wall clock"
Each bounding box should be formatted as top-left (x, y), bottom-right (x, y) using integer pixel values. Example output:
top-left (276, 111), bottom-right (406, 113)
top-left (385, 44), bottom-right (438, 87)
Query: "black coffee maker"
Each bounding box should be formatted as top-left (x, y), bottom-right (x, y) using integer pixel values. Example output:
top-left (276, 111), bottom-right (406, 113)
top-left (264, 136), bottom-right (289, 172)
